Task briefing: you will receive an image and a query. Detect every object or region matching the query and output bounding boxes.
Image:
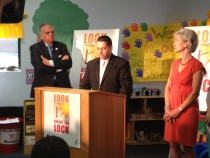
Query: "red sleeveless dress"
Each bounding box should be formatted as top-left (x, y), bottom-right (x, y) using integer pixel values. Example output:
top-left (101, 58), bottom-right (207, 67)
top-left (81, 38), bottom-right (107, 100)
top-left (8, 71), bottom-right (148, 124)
top-left (164, 57), bottom-right (205, 146)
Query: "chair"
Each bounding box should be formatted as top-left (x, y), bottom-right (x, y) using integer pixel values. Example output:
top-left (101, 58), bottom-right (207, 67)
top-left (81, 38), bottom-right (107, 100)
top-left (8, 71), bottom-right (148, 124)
top-left (194, 142), bottom-right (208, 158)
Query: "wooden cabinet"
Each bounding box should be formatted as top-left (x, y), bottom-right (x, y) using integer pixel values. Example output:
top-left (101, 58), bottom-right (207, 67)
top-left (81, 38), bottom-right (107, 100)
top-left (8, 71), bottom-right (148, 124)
top-left (126, 95), bottom-right (167, 145)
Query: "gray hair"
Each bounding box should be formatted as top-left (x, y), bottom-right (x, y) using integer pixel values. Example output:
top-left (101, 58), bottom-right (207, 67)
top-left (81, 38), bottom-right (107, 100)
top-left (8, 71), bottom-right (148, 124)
top-left (38, 23), bottom-right (54, 34)
top-left (174, 28), bottom-right (198, 52)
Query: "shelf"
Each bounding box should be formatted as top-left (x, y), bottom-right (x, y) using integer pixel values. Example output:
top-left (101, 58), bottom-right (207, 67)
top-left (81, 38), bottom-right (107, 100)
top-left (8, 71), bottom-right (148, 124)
top-left (129, 112), bottom-right (163, 121)
top-left (126, 95), bottom-right (165, 146)
top-left (126, 140), bottom-right (167, 146)
top-left (129, 118), bottom-right (163, 121)
top-left (25, 121), bottom-right (35, 126)
top-left (24, 100), bottom-right (35, 155)
top-left (130, 95), bottom-right (164, 99)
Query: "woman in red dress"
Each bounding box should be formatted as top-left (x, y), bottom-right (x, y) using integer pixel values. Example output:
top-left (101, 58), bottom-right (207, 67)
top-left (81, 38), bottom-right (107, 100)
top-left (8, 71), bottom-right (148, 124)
top-left (164, 28), bottom-right (206, 158)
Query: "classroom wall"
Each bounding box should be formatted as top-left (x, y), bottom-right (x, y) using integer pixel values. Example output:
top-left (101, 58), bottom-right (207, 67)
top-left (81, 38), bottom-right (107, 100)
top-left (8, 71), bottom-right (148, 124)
top-left (0, 0), bottom-right (210, 107)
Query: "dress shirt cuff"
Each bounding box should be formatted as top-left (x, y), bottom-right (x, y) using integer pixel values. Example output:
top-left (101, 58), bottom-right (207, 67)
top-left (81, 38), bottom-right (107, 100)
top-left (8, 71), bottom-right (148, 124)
top-left (56, 69), bottom-right (63, 72)
top-left (48, 60), bottom-right (54, 67)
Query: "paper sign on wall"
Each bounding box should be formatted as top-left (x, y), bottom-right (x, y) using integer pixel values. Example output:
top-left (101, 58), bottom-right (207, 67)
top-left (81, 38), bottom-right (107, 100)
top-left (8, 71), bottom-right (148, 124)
top-left (187, 26), bottom-right (210, 111)
top-left (71, 29), bottom-right (120, 88)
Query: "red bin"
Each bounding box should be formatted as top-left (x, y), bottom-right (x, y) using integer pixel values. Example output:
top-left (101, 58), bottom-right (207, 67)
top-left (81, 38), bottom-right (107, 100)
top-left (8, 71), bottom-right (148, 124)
top-left (0, 117), bottom-right (22, 154)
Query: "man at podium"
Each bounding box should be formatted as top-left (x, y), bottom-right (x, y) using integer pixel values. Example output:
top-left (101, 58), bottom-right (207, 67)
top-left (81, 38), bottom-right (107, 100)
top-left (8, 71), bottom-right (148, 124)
top-left (79, 35), bottom-right (133, 98)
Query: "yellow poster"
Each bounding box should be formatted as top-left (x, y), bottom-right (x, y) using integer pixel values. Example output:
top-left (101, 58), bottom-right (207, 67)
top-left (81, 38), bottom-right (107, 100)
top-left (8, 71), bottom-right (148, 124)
top-left (122, 20), bottom-right (206, 82)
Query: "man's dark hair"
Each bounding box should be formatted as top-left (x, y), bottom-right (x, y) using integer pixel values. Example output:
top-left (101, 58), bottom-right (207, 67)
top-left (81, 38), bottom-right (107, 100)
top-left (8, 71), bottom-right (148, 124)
top-left (97, 35), bottom-right (112, 46)
top-left (31, 135), bottom-right (70, 158)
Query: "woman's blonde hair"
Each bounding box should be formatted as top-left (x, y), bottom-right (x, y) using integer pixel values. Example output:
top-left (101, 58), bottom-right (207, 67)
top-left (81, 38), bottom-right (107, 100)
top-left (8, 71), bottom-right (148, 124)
top-left (174, 28), bottom-right (198, 52)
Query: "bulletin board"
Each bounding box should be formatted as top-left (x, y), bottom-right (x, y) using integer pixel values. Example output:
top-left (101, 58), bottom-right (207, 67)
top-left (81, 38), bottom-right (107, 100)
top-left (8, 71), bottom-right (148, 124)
top-left (122, 20), bottom-right (206, 82)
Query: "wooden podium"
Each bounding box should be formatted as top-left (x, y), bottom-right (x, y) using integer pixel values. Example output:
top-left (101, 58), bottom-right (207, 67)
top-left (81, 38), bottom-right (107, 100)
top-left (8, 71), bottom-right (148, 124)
top-left (34, 87), bottom-right (126, 158)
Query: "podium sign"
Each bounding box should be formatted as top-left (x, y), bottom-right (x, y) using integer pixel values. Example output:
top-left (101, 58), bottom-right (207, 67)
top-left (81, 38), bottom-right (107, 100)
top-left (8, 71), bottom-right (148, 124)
top-left (43, 91), bottom-right (80, 148)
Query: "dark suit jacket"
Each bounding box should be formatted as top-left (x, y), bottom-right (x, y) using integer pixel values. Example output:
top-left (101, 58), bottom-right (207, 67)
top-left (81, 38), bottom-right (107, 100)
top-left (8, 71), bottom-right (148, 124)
top-left (79, 54), bottom-right (133, 98)
top-left (30, 40), bottom-right (72, 98)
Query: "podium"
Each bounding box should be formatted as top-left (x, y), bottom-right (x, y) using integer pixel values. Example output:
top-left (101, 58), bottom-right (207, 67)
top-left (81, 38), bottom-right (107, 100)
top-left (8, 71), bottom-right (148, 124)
top-left (34, 87), bottom-right (126, 158)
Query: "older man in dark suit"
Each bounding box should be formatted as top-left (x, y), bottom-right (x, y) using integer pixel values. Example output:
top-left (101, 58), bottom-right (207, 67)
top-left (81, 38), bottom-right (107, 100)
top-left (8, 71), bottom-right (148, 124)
top-left (79, 35), bottom-right (133, 98)
top-left (30, 23), bottom-right (72, 98)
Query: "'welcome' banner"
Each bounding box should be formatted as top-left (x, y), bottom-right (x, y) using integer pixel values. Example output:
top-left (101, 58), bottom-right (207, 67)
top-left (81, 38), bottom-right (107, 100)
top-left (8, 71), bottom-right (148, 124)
top-left (122, 20), bottom-right (206, 82)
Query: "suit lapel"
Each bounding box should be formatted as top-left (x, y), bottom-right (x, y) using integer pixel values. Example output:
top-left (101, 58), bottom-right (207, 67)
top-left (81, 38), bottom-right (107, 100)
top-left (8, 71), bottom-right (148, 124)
top-left (40, 41), bottom-right (51, 59)
top-left (52, 42), bottom-right (59, 58)
top-left (96, 58), bottom-right (100, 86)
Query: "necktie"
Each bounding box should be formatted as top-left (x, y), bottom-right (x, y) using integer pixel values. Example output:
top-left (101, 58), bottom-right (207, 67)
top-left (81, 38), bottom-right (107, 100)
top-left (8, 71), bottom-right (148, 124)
top-left (47, 45), bottom-right (56, 80)
top-left (48, 45), bottom-right (53, 58)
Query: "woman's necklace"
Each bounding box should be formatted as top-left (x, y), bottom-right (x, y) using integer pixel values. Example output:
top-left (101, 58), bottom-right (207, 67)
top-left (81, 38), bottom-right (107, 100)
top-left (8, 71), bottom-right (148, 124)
top-left (180, 57), bottom-right (192, 65)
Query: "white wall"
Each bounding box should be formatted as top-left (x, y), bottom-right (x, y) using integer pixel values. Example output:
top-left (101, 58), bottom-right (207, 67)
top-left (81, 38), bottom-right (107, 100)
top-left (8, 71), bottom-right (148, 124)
top-left (0, 0), bottom-right (210, 107)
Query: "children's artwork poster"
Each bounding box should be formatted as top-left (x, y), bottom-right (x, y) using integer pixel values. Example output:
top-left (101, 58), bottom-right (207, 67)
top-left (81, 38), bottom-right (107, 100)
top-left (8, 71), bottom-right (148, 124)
top-left (43, 91), bottom-right (80, 148)
top-left (187, 26), bottom-right (210, 111)
top-left (122, 20), bottom-right (206, 82)
top-left (71, 29), bottom-right (120, 88)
